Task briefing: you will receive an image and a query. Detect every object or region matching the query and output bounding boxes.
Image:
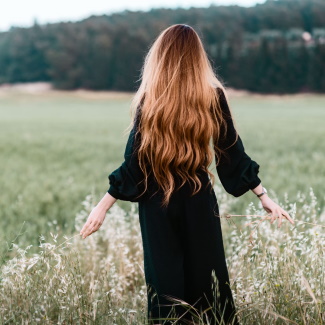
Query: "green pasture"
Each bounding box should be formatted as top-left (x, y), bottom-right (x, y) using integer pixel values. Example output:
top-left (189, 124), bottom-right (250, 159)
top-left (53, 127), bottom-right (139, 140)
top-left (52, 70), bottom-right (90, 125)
top-left (0, 90), bottom-right (324, 251)
top-left (0, 89), bottom-right (324, 324)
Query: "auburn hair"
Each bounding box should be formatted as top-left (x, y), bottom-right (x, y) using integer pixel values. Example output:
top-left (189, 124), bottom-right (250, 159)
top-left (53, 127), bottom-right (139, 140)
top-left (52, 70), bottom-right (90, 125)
top-left (126, 24), bottom-right (237, 207)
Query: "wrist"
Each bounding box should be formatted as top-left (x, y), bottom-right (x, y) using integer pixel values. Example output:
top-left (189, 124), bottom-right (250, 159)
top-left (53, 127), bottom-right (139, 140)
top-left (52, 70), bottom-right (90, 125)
top-left (97, 193), bottom-right (115, 211)
top-left (256, 186), bottom-right (267, 199)
top-left (97, 199), bottom-right (110, 212)
top-left (258, 193), bottom-right (268, 201)
top-left (96, 202), bottom-right (109, 214)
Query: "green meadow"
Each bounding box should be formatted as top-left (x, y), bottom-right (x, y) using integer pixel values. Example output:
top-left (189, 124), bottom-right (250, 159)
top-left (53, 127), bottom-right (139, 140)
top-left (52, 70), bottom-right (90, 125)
top-left (0, 90), bottom-right (324, 244)
top-left (0, 89), bottom-right (324, 324)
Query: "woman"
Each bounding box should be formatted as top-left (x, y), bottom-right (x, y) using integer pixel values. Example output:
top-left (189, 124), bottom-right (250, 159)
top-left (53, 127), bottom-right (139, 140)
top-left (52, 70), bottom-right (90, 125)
top-left (80, 24), bottom-right (294, 325)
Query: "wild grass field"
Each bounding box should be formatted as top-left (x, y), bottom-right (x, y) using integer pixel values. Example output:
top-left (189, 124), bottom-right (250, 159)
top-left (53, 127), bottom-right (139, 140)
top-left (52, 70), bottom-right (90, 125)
top-left (0, 87), bottom-right (324, 324)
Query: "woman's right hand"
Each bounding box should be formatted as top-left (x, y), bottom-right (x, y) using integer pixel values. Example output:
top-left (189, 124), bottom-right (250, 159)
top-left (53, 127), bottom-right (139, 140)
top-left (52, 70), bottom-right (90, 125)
top-left (80, 205), bottom-right (107, 239)
top-left (79, 192), bottom-right (117, 239)
top-left (259, 195), bottom-right (295, 228)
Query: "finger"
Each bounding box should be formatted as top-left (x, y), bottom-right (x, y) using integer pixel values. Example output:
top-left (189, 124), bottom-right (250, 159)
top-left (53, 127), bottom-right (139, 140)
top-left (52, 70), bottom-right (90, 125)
top-left (82, 218), bottom-right (104, 238)
top-left (277, 210), bottom-right (283, 228)
top-left (80, 224), bottom-right (88, 235)
top-left (93, 222), bottom-right (103, 232)
top-left (82, 225), bottom-right (98, 239)
top-left (271, 210), bottom-right (277, 224)
top-left (84, 219), bottom-right (94, 228)
top-left (90, 221), bottom-right (99, 230)
top-left (81, 225), bottom-right (92, 238)
top-left (81, 228), bottom-right (88, 238)
top-left (81, 226), bottom-right (89, 235)
top-left (81, 219), bottom-right (94, 235)
top-left (82, 229), bottom-right (91, 239)
top-left (92, 221), bottom-right (103, 230)
top-left (89, 226), bottom-right (97, 235)
top-left (279, 209), bottom-right (291, 222)
top-left (282, 210), bottom-right (295, 224)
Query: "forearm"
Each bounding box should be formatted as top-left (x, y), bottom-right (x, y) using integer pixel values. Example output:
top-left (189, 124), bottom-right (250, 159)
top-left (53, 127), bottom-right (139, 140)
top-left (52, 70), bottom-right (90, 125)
top-left (97, 192), bottom-right (117, 212)
top-left (251, 182), bottom-right (263, 197)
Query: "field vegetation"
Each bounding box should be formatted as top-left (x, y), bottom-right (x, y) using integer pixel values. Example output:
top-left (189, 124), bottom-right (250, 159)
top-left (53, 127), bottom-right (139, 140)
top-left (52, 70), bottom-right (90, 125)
top-left (0, 87), bottom-right (324, 324)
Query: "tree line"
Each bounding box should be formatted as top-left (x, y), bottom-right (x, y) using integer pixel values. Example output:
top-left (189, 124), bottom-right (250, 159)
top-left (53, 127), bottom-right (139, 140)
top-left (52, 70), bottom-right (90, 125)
top-left (0, 0), bottom-right (324, 93)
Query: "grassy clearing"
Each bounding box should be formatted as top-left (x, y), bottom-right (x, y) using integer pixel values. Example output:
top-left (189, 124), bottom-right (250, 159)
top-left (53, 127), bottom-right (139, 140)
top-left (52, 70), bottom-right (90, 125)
top-left (0, 89), bottom-right (324, 323)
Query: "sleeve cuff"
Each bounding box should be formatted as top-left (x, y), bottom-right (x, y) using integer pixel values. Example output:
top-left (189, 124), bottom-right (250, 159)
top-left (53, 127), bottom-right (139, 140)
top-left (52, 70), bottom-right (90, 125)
top-left (231, 176), bottom-right (262, 198)
top-left (249, 178), bottom-right (262, 191)
top-left (107, 186), bottom-right (120, 200)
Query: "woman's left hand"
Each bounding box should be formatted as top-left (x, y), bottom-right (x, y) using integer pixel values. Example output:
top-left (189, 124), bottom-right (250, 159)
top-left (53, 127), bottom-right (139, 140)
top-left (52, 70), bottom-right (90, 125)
top-left (80, 205), bottom-right (107, 239)
top-left (260, 195), bottom-right (295, 228)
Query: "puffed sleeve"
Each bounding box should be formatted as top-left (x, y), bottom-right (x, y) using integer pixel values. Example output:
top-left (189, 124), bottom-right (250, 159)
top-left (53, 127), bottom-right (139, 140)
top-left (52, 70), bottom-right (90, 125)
top-left (107, 108), bottom-right (147, 202)
top-left (215, 87), bottom-right (261, 197)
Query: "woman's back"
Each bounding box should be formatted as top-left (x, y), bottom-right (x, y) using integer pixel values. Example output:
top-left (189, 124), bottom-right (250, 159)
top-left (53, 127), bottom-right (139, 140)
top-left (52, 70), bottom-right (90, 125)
top-left (107, 86), bottom-right (261, 205)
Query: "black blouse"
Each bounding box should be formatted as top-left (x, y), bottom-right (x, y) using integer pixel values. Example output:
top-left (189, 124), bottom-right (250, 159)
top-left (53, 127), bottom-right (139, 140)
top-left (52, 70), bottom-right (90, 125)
top-left (214, 87), bottom-right (261, 197)
top-left (107, 108), bottom-right (147, 202)
top-left (107, 87), bottom-right (261, 201)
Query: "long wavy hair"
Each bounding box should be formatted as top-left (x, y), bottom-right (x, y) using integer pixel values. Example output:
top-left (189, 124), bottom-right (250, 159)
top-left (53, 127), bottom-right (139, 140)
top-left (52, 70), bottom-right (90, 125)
top-left (126, 24), bottom-right (237, 207)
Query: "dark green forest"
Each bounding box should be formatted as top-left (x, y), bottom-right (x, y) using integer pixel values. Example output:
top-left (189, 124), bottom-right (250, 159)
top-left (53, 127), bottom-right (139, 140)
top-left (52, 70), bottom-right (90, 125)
top-left (0, 0), bottom-right (324, 93)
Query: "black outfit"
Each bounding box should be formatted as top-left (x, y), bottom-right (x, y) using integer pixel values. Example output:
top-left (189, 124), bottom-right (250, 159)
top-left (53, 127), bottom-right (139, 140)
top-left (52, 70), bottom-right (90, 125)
top-left (107, 88), bottom-right (261, 325)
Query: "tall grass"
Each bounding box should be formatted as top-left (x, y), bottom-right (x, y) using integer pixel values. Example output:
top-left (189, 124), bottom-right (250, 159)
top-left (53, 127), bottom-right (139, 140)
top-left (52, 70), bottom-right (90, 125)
top-left (0, 185), bottom-right (323, 324)
top-left (0, 89), bottom-right (324, 323)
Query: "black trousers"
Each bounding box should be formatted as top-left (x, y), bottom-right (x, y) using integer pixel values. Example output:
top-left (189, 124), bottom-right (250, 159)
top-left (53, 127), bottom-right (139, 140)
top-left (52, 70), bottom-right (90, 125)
top-left (138, 172), bottom-right (240, 325)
